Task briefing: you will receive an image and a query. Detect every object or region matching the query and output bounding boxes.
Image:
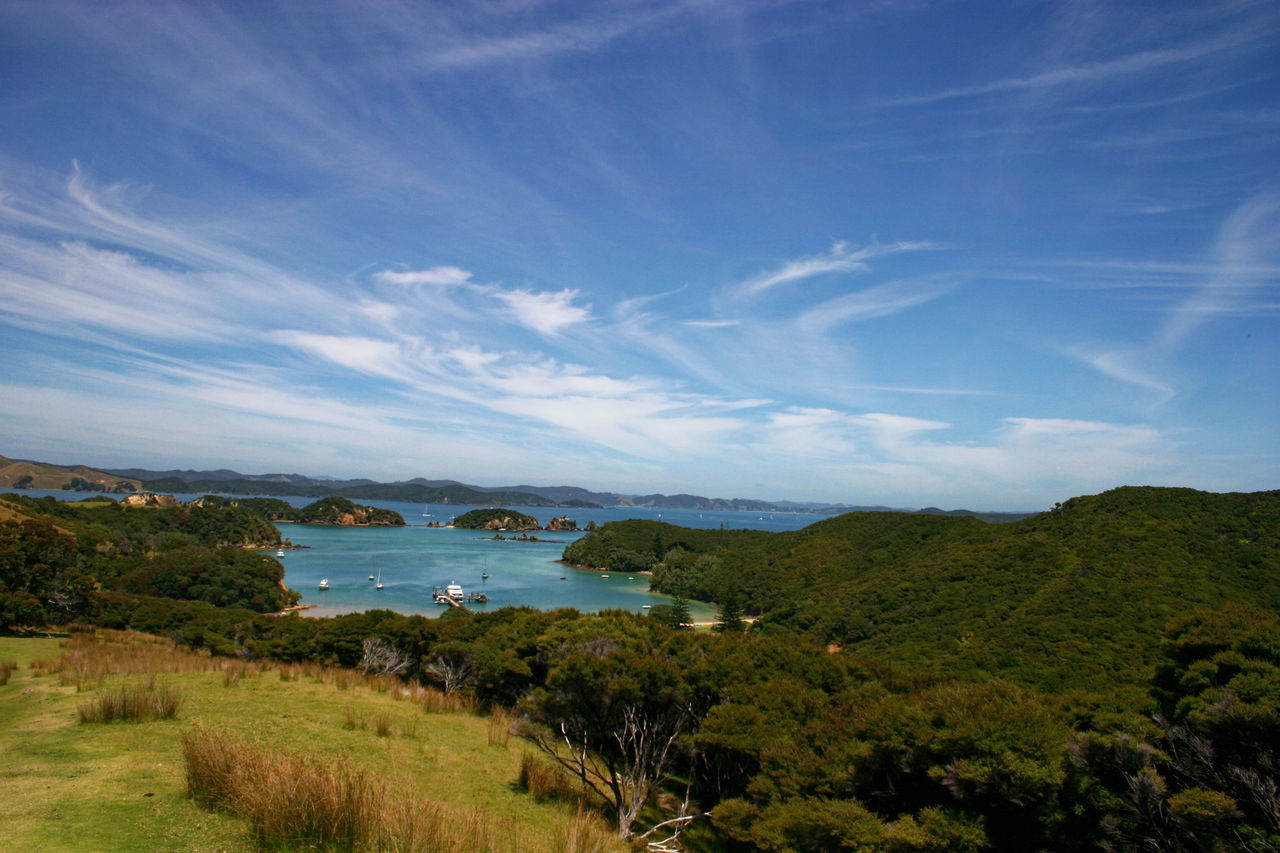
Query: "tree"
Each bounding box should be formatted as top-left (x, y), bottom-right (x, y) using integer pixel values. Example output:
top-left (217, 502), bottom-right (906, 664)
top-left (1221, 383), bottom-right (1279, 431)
top-left (421, 642), bottom-right (478, 694)
top-left (519, 635), bottom-right (695, 838)
top-left (714, 590), bottom-right (746, 633)
top-left (359, 637), bottom-right (413, 677)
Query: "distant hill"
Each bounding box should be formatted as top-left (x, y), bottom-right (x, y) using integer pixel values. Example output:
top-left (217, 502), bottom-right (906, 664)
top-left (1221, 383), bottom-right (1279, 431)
top-left (13, 455), bottom-right (1035, 516)
top-left (0, 455), bottom-right (141, 493)
top-left (565, 486), bottom-right (1280, 692)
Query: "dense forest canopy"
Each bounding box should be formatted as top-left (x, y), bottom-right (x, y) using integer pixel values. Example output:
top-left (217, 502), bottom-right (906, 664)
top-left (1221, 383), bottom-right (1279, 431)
top-left (0, 493), bottom-right (297, 620)
top-left (565, 486), bottom-right (1280, 692)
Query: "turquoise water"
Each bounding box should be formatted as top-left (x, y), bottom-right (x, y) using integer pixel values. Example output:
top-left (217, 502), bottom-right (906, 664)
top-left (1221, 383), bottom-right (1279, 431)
top-left (269, 500), bottom-right (829, 619)
top-left (8, 491), bottom-right (830, 619)
top-left (275, 523), bottom-right (700, 619)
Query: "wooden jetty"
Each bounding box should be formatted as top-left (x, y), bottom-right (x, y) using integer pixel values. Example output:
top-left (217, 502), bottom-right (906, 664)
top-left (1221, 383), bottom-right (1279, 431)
top-left (432, 584), bottom-right (488, 607)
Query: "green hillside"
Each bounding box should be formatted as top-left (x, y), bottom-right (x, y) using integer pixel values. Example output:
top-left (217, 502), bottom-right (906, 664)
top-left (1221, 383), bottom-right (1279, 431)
top-left (0, 455), bottom-right (142, 493)
top-left (566, 486), bottom-right (1280, 691)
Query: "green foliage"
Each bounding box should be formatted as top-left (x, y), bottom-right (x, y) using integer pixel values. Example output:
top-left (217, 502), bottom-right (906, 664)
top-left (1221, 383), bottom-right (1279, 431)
top-left (114, 547), bottom-right (296, 612)
top-left (1070, 605), bottom-right (1280, 851)
top-left (567, 487), bottom-right (1280, 693)
top-left (296, 496), bottom-right (405, 525)
top-left (0, 495), bottom-right (299, 625)
top-left (716, 796), bottom-right (887, 852)
top-left (451, 507), bottom-right (539, 530)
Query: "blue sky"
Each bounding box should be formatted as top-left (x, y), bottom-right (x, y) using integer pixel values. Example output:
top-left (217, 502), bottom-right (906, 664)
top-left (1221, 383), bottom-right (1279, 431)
top-left (0, 1), bottom-right (1276, 510)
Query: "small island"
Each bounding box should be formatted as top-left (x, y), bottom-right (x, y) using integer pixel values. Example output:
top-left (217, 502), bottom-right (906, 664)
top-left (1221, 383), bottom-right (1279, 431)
top-left (452, 507), bottom-right (539, 531)
top-left (295, 496), bottom-right (405, 526)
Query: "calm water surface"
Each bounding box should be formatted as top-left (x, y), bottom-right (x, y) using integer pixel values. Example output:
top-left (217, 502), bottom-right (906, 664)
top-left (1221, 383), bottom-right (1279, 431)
top-left (9, 491), bottom-right (829, 619)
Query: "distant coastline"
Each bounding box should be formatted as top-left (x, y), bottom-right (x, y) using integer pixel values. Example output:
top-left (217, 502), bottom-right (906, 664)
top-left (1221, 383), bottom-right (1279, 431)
top-left (0, 452), bottom-right (1036, 521)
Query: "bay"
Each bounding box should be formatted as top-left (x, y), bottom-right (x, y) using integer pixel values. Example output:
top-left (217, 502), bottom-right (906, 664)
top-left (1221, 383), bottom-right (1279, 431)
top-left (6, 490), bottom-right (829, 619)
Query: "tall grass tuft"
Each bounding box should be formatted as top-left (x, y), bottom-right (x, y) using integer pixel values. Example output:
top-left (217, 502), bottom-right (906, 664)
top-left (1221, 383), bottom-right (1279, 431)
top-left (0, 661), bottom-right (16, 686)
top-left (181, 729), bottom-right (529, 851)
top-left (551, 807), bottom-right (617, 853)
top-left (184, 728), bottom-right (378, 849)
top-left (518, 753), bottom-right (587, 807)
top-left (421, 685), bottom-right (477, 715)
top-left (487, 706), bottom-right (512, 747)
top-left (78, 680), bottom-right (183, 723)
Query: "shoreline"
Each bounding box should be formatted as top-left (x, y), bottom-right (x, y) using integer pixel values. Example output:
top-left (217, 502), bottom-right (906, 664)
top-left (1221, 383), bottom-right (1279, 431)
top-left (273, 604), bottom-right (317, 616)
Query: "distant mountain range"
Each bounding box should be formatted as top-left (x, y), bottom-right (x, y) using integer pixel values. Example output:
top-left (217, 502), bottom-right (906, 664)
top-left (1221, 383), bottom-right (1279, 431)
top-left (0, 454), bottom-right (1033, 520)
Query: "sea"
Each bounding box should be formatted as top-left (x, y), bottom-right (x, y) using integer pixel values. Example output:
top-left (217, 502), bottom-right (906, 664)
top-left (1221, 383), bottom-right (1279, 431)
top-left (7, 490), bottom-right (829, 620)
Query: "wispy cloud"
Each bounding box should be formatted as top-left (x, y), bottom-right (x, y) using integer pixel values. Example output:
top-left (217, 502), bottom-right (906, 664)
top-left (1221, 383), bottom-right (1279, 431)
top-left (735, 239), bottom-right (936, 298)
top-left (1157, 191), bottom-right (1280, 349)
top-left (1076, 348), bottom-right (1176, 402)
top-left (795, 274), bottom-right (958, 331)
top-left (1056, 190), bottom-right (1280, 400)
top-left (881, 26), bottom-right (1261, 107)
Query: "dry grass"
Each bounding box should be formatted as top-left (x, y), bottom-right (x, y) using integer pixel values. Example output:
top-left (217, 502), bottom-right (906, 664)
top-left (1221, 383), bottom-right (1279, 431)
top-left (0, 660), bottom-right (15, 686)
top-left (551, 807), bottom-right (619, 853)
top-left (183, 727), bottom-right (533, 852)
top-left (488, 705), bottom-right (513, 747)
top-left (77, 677), bottom-right (183, 723)
top-left (421, 684), bottom-right (477, 714)
top-left (8, 625), bottom-right (629, 850)
top-left (518, 752), bottom-right (591, 808)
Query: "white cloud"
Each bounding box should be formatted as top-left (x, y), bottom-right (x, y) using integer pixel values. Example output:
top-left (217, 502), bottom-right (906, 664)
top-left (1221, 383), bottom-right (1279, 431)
top-left (271, 331), bottom-right (414, 381)
top-left (684, 319), bottom-right (740, 328)
top-left (489, 287), bottom-right (592, 336)
top-left (374, 266), bottom-right (473, 287)
top-left (0, 235), bottom-right (231, 343)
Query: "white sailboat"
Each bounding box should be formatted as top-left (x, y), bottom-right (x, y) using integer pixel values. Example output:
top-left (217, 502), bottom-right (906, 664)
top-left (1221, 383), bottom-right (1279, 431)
top-left (375, 568), bottom-right (383, 590)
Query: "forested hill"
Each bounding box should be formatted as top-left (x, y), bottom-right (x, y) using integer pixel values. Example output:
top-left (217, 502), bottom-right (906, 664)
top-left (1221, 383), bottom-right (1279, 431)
top-left (565, 486), bottom-right (1280, 692)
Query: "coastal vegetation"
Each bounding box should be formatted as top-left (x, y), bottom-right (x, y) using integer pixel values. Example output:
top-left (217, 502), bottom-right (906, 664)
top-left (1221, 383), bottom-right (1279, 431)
top-left (1, 485), bottom-right (1278, 850)
top-left (452, 507), bottom-right (541, 531)
top-left (565, 486), bottom-right (1280, 691)
top-left (295, 496), bottom-right (405, 526)
top-left (0, 493), bottom-right (297, 620)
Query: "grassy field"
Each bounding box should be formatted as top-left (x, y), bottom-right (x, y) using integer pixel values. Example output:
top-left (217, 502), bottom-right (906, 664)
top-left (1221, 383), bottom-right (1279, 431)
top-left (0, 632), bottom-right (621, 852)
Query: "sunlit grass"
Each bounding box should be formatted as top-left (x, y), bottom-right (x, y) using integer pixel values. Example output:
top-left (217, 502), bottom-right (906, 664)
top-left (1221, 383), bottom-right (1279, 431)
top-left (0, 632), bottom-right (622, 852)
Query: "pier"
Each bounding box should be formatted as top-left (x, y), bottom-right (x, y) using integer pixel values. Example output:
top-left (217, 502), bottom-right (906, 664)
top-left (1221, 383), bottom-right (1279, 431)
top-left (432, 584), bottom-right (488, 606)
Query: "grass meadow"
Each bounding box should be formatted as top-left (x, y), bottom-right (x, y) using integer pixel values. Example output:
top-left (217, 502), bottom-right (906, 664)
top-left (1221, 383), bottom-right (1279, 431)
top-left (0, 631), bottom-right (620, 852)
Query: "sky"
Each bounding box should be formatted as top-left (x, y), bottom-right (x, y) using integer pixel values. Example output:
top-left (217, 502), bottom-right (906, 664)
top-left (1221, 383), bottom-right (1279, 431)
top-left (0, 0), bottom-right (1277, 510)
